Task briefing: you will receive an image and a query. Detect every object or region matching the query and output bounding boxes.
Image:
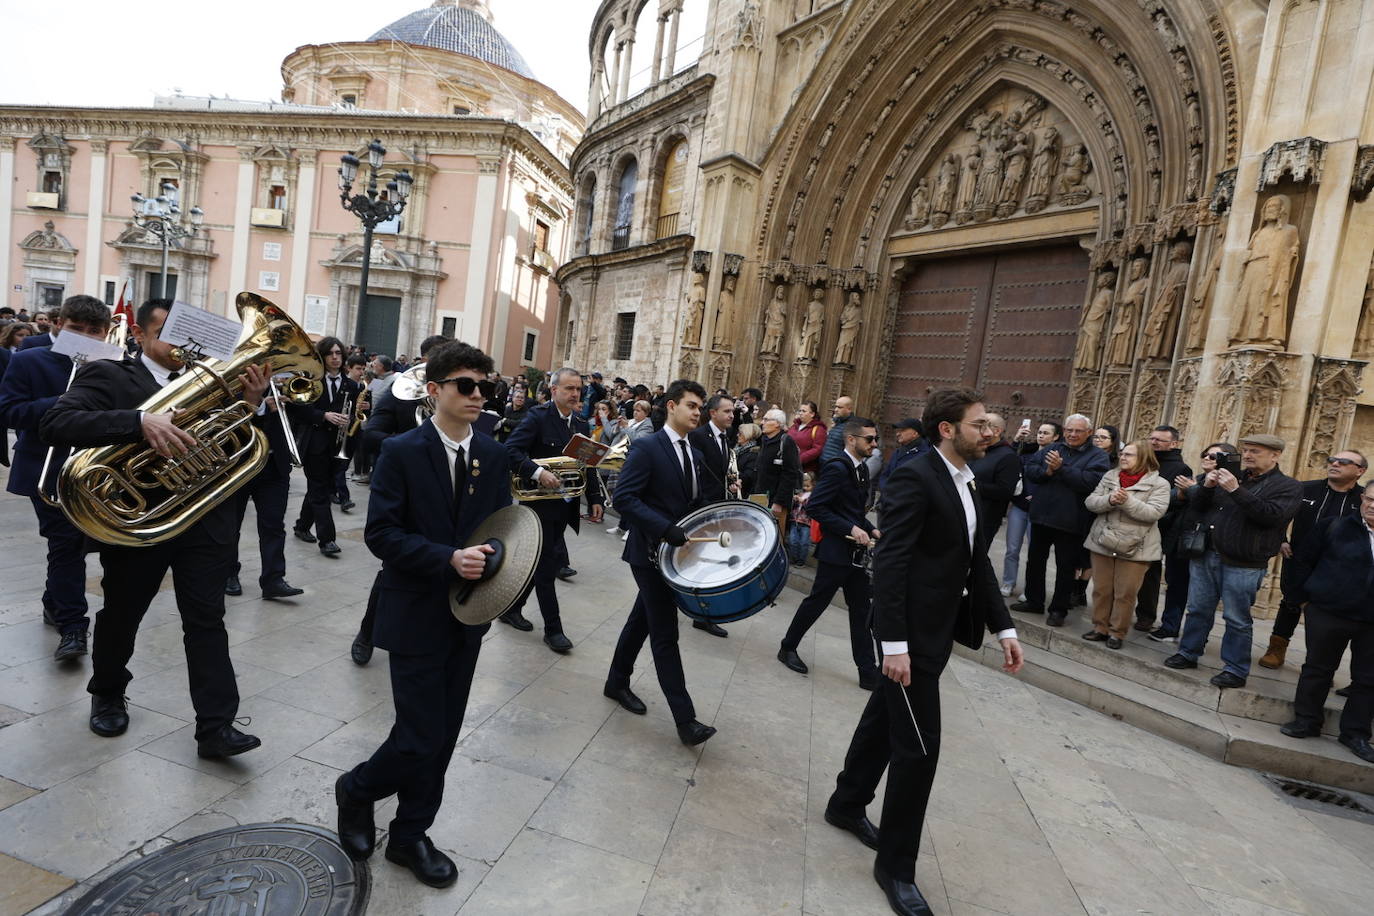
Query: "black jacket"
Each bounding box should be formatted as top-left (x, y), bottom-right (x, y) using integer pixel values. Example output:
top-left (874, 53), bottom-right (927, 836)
top-left (754, 431), bottom-right (801, 509)
top-left (688, 421), bottom-right (735, 501)
top-left (296, 373), bottom-right (363, 457)
top-left (1025, 440), bottom-right (1111, 534)
top-left (1190, 466), bottom-right (1303, 568)
top-left (736, 441), bottom-right (759, 497)
top-left (1152, 448), bottom-right (1194, 545)
top-left (1287, 514), bottom-right (1374, 622)
top-left (970, 440), bottom-right (1020, 524)
top-left (505, 401), bottom-right (603, 531)
top-left (808, 454), bottom-right (871, 566)
top-left (1286, 479), bottom-right (1365, 549)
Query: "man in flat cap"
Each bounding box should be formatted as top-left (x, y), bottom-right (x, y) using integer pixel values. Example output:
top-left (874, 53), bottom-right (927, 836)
top-left (1164, 433), bottom-right (1302, 687)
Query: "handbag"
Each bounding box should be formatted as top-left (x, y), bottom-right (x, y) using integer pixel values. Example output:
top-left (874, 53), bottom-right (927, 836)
top-left (1178, 522), bottom-right (1209, 558)
top-left (1096, 524), bottom-right (1145, 557)
top-left (810, 519), bottom-right (823, 543)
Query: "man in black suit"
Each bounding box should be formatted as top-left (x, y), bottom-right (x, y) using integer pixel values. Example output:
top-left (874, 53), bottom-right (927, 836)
top-left (292, 336), bottom-right (361, 558)
top-left (687, 393), bottom-right (738, 639)
top-left (227, 379), bottom-right (305, 601)
top-left (826, 388), bottom-right (1024, 916)
top-left (0, 295), bottom-right (112, 661)
top-left (502, 366), bottom-right (604, 653)
top-left (778, 417), bottom-right (882, 689)
top-left (334, 341), bottom-right (510, 887)
top-left (39, 299), bottom-right (267, 758)
top-left (602, 378), bottom-right (717, 747)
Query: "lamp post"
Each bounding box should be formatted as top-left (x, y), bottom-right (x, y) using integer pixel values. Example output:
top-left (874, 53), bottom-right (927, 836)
top-left (338, 139), bottom-right (413, 346)
top-left (130, 181), bottom-right (203, 300)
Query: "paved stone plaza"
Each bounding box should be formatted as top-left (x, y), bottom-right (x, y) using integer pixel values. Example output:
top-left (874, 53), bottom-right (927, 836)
top-left (1, 479), bottom-right (1373, 915)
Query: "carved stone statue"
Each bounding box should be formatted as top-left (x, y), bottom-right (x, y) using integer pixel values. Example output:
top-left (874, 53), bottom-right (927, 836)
top-left (833, 290), bottom-right (863, 365)
top-left (1108, 257), bottom-right (1150, 366)
top-left (683, 272), bottom-right (706, 347)
top-left (1230, 194), bottom-right (1301, 349)
top-left (797, 286), bottom-right (826, 362)
top-left (713, 274), bottom-right (737, 349)
top-left (995, 133), bottom-right (1030, 217)
top-left (1143, 241), bottom-right (1192, 359)
top-left (954, 145), bottom-right (981, 222)
top-left (1023, 127), bottom-right (1059, 213)
top-left (1074, 269), bottom-right (1116, 371)
top-left (1185, 146), bottom-right (1204, 201)
top-left (761, 284), bottom-right (788, 355)
top-left (972, 135), bottom-right (1005, 220)
top-left (1356, 280), bottom-right (1374, 357)
top-left (904, 178), bottom-right (931, 230)
top-left (1187, 226), bottom-right (1225, 351)
top-left (1057, 145), bottom-right (1093, 204)
top-left (931, 153), bottom-right (959, 227)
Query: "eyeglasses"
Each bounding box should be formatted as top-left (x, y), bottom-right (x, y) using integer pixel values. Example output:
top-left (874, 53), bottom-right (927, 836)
top-left (960, 420), bottom-right (994, 432)
top-left (851, 434), bottom-right (878, 443)
top-left (1204, 452), bottom-right (1226, 461)
top-left (1092, 434), bottom-right (1112, 440)
top-left (432, 377), bottom-right (495, 397)
top-left (1329, 457), bottom-right (1366, 468)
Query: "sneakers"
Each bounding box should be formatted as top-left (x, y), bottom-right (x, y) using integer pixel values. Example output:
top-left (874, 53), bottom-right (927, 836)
top-left (1147, 628), bottom-right (1178, 643)
top-left (999, 584), bottom-right (1014, 597)
top-left (1163, 653), bottom-right (1197, 669)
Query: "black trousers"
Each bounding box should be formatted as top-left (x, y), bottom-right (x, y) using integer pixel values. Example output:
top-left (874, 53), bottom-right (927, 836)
top-left (1024, 523), bottom-right (1081, 613)
top-left (295, 452), bottom-right (337, 543)
top-left (608, 566), bottom-right (695, 725)
top-left (358, 571), bottom-right (382, 641)
top-left (1292, 607), bottom-right (1374, 741)
top-left (831, 668), bottom-right (942, 883)
top-left (30, 495), bottom-right (90, 636)
top-left (1134, 552), bottom-right (1191, 628)
top-left (1273, 560), bottom-right (1304, 641)
top-left (505, 512), bottom-right (568, 634)
top-left (90, 531), bottom-right (239, 739)
top-left (233, 466), bottom-right (289, 589)
top-left (781, 560), bottom-right (877, 677)
top-left (345, 625), bottom-right (484, 843)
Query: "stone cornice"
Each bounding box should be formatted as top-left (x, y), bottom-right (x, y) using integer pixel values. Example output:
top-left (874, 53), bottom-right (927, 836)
top-left (554, 233), bottom-right (694, 285)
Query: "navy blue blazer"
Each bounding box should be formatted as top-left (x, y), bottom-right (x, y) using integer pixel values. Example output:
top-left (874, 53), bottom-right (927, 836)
top-left (613, 429), bottom-right (708, 570)
top-left (364, 421), bottom-right (512, 654)
top-left (505, 401), bottom-right (603, 531)
top-left (688, 422), bottom-right (734, 501)
top-left (0, 345), bottom-right (75, 497)
top-left (1288, 514), bottom-right (1374, 622)
top-left (808, 454), bottom-right (872, 567)
top-left (20, 332), bottom-right (53, 350)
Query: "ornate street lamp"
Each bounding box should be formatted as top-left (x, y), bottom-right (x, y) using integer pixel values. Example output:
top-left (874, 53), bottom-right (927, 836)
top-left (338, 139), bottom-right (413, 345)
top-left (130, 181), bottom-right (203, 300)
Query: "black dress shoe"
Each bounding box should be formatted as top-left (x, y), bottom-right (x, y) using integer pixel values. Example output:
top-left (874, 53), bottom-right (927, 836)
top-left (1081, 630), bottom-right (1108, 642)
top-left (858, 669), bottom-right (882, 691)
top-left (1046, 612), bottom-right (1067, 627)
top-left (1209, 671), bottom-right (1246, 689)
top-left (824, 806), bottom-right (879, 850)
top-left (90, 694), bottom-right (129, 737)
top-left (499, 609), bottom-right (534, 631)
top-left (351, 634), bottom-right (373, 666)
top-left (340, 500), bottom-right (356, 513)
top-left (293, 527), bottom-right (317, 543)
top-left (603, 683), bottom-right (647, 715)
top-left (224, 575), bottom-right (242, 597)
top-left (1335, 685), bottom-right (1352, 698)
top-left (1163, 653), bottom-right (1198, 669)
top-left (319, 541), bottom-right (341, 557)
top-left (55, 631), bottom-right (88, 661)
top-left (196, 724), bottom-right (262, 759)
top-left (693, 620), bottom-right (728, 638)
top-left (262, 580), bottom-right (304, 599)
top-left (385, 836), bottom-right (458, 888)
top-left (1009, 600), bottom-right (1043, 614)
top-left (777, 647), bottom-right (808, 674)
top-left (1339, 734), bottom-right (1374, 763)
top-left (1280, 719), bottom-right (1322, 738)
top-left (556, 565), bottom-right (577, 580)
top-left (874, 861), bottom-right (934, 916)
top-left (677, 719), bottom-right (717, 746)
top-left (543, 632), bottom-right (573, 653)
top-left (335, 774), bottom-right (375, 860)
top-left (1106, 637), bottom-right (1123, 650)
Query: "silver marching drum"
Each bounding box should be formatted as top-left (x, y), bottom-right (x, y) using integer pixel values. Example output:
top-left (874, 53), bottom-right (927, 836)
top-left (657, 500), bottom-right (789, 624)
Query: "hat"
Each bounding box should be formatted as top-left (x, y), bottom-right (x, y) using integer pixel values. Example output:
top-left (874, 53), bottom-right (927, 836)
top-left (895, 418), bottom-right (923, 433)
top-left (1239, 433), bottom-right (1285, 452)
top-left (591, 372), bottom-right (603, 379)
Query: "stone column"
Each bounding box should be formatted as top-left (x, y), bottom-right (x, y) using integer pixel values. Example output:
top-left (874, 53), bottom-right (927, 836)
top-left (0, 138), bottom-right (14, 301)
top-left (617, 34), bottom-right (636, 103)
top-left (588, 61), bottom-right (605, 120)
top-left (83, 140), bottom-right (108, 296)
top-left (286, 151), bottom-right (317, 321)
top-left (651, 14), bottom-right (668, 87)
top-left (462, 156), bottom-right (502, 345)
top-left (608, 40), bottom-right (623, 107)
top-left (663, 5), bottom-right (681, 80)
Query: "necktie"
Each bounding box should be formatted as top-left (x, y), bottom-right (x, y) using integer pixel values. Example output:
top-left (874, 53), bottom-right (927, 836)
top-left (329, 378), bottom-right (338, 405)
top-left (678, 440), bottom-right (695, 499)
top-left (719, 433), bottom-right (729, 470)
top-left (167, 370), bottom-right (180, 382)
top-left (453, 445), bottom-right (467, 518)
top-left (857, 462), bottom-right (870, 490)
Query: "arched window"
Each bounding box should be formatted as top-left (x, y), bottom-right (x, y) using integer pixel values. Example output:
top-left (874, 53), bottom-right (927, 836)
top-left (612, 159), bottom-right (638, 251)
top-left (656, 140), bottom-right (688, 239)
top-left (577, 174), bottom-right (597, 256)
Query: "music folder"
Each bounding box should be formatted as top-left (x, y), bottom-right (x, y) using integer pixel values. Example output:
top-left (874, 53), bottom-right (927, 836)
top-left (562, 433), bottom-right (612, 466)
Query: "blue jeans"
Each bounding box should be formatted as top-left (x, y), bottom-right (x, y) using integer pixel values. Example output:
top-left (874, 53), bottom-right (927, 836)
top-left (1001, 505), bottom-right (1029, 589)
top-left (787, 522), bottom-right (813, 565)
top-left (1177, 552), bottom-right (1266, 678)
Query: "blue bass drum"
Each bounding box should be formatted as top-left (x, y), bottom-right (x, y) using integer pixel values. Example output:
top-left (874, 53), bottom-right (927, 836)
top-left (657, 500), bottom-right (788, 624)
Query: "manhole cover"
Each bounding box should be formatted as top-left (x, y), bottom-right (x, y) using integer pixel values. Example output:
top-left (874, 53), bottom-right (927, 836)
top-left (66, 823), bottom-right (368, 915)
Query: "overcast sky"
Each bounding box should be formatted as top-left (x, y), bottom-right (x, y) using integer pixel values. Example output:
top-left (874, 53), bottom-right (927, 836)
top-left (1, 0), bottom-right (710, 117)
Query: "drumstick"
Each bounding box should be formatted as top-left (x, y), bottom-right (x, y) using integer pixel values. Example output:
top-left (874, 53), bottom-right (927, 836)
top-left (686, 532), bottom-right (733, 547)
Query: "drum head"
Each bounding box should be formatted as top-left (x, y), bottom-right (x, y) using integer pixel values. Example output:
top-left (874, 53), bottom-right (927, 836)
top-left (659, 500), bottom-right (779, 589)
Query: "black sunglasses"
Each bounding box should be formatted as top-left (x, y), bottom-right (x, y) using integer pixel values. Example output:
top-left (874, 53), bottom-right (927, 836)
top-left (1329, 457), bottom-right (1366, 468)
top-left (1204, 452), bottom-right (1226, 461)
top-left (432, 377), bottom-right (495, 397)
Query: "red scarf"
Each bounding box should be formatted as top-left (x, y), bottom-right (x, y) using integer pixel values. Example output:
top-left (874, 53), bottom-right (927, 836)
top-left (1118, 469), bottom-right (1146, 489)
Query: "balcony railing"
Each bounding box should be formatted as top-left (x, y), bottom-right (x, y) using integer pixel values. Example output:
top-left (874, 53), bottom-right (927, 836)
top-left (611, 226), bottom-right (631, 251)
top-left (655, 212), bottom-right (680, 239)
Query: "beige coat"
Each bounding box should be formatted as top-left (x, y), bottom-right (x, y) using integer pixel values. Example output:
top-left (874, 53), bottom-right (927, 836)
top-left (1083, 469), bottom-right (1171, 561)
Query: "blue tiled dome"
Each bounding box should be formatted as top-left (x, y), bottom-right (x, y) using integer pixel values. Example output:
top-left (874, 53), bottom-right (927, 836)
top-left (369, 1), bottom-right (535, 79)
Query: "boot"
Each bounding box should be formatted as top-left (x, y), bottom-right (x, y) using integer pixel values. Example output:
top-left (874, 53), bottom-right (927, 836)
top-left (1258, 634), bottom-right (1289, 669)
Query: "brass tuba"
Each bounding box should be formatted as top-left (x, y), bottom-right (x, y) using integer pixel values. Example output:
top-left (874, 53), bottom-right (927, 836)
top-left (55, 292), bottom-right (323, 547)
top-left (510, 436), bottom-right (630, 502)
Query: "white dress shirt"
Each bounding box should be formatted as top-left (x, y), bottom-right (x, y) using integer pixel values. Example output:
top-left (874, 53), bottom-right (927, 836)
top-left (664, 424), bottom-right (696, 495)
top-left (431, 418), bottom-right (473, 481)
top-left (881, 447), bottom-right (1016, 657)
top-left (1366, 521), bottom-right (1374, 564)
top-left (140, 352), bottom-right (177, 388)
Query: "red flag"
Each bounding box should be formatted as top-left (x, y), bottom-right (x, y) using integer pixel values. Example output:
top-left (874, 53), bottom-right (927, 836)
top-left (113, 279), bottom-right (133, 324)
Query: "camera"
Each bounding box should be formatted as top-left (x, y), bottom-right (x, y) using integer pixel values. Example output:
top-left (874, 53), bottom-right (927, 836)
top-left (1215, 453), bottom-right (1241, 477)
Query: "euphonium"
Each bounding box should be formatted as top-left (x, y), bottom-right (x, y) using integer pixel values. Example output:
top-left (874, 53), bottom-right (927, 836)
top-left (390, 364), bottom-right (434, 426)
top-left (509, 437), bottom-right (631, 502)
top-left (55, 291), bottom-right (323, 547)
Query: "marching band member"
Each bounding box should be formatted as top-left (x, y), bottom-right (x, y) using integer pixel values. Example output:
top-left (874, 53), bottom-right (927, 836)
top-left (0, 295), bottom-right (111, 662)
top-left (38, 299), bottom-right (268, 758)
top-left (777, 417), bottom-right (883, 689)
top-left (332, 354), bottom-right (369, 512)
top-left (226, 380), bottom-right (304, 600)
top-left (334, 341), bottom-right (510, 888)
top-left (293, 337), bottom-right (361, 558)
top-left (602, 378), bottom-right (716, 747)
top-left (686, 393), bottom-right (737, 638)
top-left (502, 367), bottom-right (604, 653)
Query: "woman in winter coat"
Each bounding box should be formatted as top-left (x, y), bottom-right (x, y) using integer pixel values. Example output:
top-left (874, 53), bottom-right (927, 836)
top-left (1081, 440), bottom-right (1171, 648)
top-left (787, 401), bottom-right (828, 475)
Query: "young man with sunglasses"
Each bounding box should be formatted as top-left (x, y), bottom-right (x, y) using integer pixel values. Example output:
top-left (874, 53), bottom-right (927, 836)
top-left (335, 341), bottom-right (509, 888)
top-left (778, 418), bottom-right (884, 690)
top-left (1263, 449), bottom-right (1367, 669)
top-left (293, 337), bottom-right (362, 557)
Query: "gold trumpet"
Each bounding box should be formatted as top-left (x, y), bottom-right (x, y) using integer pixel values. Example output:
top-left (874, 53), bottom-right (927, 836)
top-left (510, 437), bottom-right (629, 501)
top-left (54, 292), bottom-right (323, 546)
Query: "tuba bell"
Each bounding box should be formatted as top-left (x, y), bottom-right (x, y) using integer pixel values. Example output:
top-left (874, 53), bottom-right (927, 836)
top-left (390, 364), bottom-right (433, 426)
top-left (54, 291), bottom-right (324, 547)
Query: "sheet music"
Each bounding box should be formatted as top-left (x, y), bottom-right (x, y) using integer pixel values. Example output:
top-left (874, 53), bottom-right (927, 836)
top-left (160, 301), bottom-right (241, 362)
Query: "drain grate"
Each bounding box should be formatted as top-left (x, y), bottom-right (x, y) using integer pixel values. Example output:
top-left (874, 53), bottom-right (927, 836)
top-left (1267, 775), bottom-right (1374, 816)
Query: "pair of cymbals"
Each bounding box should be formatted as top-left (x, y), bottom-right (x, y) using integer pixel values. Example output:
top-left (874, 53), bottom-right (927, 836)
top-left (448, 504), bottom-right (542, 625)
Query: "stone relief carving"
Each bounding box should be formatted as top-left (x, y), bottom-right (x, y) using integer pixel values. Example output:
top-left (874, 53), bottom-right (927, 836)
top-left (1023, 127), bottom-right (1059, 213)
top-left (1210, 168), bottom-right (1237, 215)
top-left (903, 179), bottom-right (931, 230)
top-left (1132, 369), bottom-right (1170, 440)
top-left (1143, 241), bottom-right (1192, 359)
top-left (683, 271), bottom-right (706, 347)
top-left (1352, 145), bottom-right (1374, 202)
top-left (1073, 269), bottom-right (1116, 372)
top-left (1056, 145), bottom-right (1093, 204)
top-left (1306, 359), bottom-right (1365, 471)
top-left (833, 290), bottom-right (863, 366)
top-left (1187, 225), bottom-right (1226, 352)
top-left (713, 273), bottom-right (737, 350)
top-left (1213, 350), bottom-right (1292, 445)
top-left (19, 221), bottom-right (75, 252)
top-left (1171, 358), bottom-right (1201, 442)
top-left (997, 133), bottom-right (1030, 217)
top-left (1109, 258), bottom-right (1151, 367)
top-left (797, 286), bottom-right (826, 362)
top-left (1229, 194), bottom-right (1300, 349)
top-left (1257, 137), bottom-right (1326, 190)
top-left (761, 284), bottom-right (789, 356)
top-left (931, 154), bottom-right (958, 228)
top-left (1357, 265), bottom-right (1374, 358)
top-left (1100, 371), bottom-right (1132, 433)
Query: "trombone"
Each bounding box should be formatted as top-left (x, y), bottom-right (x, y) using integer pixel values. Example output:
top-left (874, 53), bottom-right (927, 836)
top-left (268, 376), bottom-right (303, 468)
